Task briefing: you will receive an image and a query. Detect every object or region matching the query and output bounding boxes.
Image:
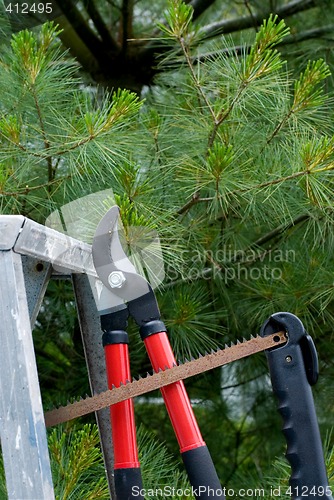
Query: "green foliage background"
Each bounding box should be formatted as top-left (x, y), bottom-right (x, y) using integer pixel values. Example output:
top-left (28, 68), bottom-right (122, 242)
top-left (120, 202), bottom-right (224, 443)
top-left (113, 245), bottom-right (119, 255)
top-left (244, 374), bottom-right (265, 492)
top-left (0, 1), bottom-right (333, 497)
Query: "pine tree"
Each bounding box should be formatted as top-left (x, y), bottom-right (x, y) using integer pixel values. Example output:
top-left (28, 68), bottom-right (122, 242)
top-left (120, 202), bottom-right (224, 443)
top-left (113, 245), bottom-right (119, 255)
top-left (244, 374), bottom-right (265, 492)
top-left (0, 0), bottom-right (333, 495)
top-left (0, 21), bottom-right (142, 221)
top-left (0, 424), bottom-right (192, 499)
top-left (3, 0), bottom-right (333, 92)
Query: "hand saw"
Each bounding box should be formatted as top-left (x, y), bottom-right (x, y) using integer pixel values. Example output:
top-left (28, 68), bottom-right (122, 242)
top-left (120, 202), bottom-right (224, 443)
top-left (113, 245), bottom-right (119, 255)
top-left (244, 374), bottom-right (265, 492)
top-left (44, 330), bottom-right (286, 427)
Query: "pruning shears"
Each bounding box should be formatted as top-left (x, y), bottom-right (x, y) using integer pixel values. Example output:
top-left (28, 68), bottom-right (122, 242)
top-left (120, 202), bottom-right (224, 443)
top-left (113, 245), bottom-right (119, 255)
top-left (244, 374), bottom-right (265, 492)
top-left (91, 206), bottom-right (222, 499)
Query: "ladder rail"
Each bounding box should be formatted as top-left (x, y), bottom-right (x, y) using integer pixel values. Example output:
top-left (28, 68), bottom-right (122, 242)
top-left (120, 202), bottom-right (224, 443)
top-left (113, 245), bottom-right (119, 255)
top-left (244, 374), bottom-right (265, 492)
top-left (0, 249), bottom-right (55, 499)
top-left (0, 215), bottom-right (115, 499)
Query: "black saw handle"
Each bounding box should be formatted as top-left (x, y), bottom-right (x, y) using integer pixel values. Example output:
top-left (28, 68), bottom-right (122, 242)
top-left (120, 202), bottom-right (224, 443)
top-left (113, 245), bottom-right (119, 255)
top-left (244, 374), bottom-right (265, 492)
top-left (260, 312), bottom-right (332, 500)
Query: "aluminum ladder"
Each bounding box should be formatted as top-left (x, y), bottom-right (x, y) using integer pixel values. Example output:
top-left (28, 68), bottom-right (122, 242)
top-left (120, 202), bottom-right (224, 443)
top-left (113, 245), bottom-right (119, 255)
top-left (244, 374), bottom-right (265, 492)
top-left (0, 215), bottom-right (115, 499)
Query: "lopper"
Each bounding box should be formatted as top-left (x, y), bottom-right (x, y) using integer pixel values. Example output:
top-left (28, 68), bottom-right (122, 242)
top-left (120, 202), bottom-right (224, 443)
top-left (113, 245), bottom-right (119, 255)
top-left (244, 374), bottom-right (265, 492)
top-left (91, 205), bottom-right (223, 499)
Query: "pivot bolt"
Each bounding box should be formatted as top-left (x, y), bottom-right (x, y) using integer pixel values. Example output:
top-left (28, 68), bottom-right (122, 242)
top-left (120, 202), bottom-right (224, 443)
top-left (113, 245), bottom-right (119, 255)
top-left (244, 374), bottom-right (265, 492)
top-left (108, 271), bottom-right (126, 288)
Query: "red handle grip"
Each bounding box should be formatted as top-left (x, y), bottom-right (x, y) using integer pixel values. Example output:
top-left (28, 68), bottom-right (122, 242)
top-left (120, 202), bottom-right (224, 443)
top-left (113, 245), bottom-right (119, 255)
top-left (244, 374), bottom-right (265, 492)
top-left (144, 331), bottom-right (205, 452)
top-left (104, 343), bottom-right (140, 469)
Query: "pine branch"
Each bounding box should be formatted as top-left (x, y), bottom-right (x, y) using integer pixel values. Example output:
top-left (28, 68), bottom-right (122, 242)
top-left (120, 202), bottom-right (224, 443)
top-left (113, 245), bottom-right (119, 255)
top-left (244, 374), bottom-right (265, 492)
top-left (0, 132), bottom-right (93, 159)
top-left (179, 38), bottom-right (216, 122)
top-left (0, 174), bottom-right (72, 197)
top-left (213, 22), bottom-right (334, 56)
top-left (231, 168), bottom-right (322, 193)
top-left (30, 86), bottom-right (53, 185)
top-left (250, 213), bottom-right (310, 248)
top-left (206, 82), bottom-right (247, 148)
top-left (283, 24), bottom-right (334, 45)
top-left (215, 214), bottom-right (310, 270)
top-left (56, 0), bottom-right (105, 62)
top-left (178, 34), bottom-right (231, 151)
top-left (209, 214), bottom-right (312, 272)
top-left (120, 0), bottom-right (134, 54)
top-left (221, 372), bottom-right (264, 391)
top-left (53, 135), bottom-right (97, 156)
top-left (243, 0), bottom-right (258, 32)
top-left (264, 110), bottom-right (293, 147)
top-left (199, 0), bottom-right (316, 40)
top-left (188, 0), bottom-right (217, 20)
top-left (86, 0), bottom-right (119, 52)
top-left (177, 192), bottom-right (201, 215)
top-left (0, 135), bottom-right (45, 158)
top-left (165, 211), bottom-right (311, 287)
top-left (188, 25), bottom-right (334, 69)
top-left (176, 169), bottom-right (325, 216)
top-left (226, 435), bottom-right (263, 484)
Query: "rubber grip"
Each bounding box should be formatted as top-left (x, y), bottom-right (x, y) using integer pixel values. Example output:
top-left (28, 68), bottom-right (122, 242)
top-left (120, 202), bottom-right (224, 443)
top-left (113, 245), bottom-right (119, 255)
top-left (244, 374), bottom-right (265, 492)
top-left (182, 446), bottom-right (225, 499)
top-left (262, 313), bottom-right (332, 500)
top-left (114, 467), bottom-right (144, 499)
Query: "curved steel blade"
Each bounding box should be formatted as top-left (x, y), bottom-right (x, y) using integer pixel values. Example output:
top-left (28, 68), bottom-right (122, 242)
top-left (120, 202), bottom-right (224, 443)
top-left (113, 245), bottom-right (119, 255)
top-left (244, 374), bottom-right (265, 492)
top-left (92, 206), bottom-right (136, 276)
top-left (92, 206), bottom-right (151, 304)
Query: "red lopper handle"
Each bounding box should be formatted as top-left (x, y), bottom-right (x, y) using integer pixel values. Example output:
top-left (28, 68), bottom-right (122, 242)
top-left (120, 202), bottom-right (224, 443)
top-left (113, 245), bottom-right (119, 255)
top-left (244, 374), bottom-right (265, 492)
top-left (104, 343), bottom-right (140, 469)
top-left (144, 331), bottom-right (205, 452)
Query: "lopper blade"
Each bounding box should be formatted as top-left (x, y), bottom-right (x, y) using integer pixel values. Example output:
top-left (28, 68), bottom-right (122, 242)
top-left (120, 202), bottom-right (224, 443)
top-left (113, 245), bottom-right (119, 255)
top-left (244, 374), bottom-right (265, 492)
top-left (92, 206), bottom-right (152, 305)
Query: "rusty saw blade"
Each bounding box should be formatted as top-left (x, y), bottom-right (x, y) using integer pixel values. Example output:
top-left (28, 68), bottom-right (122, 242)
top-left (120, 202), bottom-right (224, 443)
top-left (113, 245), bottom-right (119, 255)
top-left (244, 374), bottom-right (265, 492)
top-left (45, 331), bottom-right (286, 427)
